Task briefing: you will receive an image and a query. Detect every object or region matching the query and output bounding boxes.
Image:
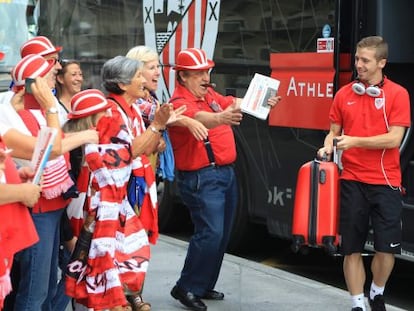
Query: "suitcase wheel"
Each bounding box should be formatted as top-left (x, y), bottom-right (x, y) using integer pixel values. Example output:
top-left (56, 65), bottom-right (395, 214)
top-left (291, 235), bottom-right (305, 253)
top-left (322, 236), bottom-right (337, 256)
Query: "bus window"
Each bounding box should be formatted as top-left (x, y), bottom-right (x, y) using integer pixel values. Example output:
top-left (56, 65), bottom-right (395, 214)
top-left (0, 0), bottom-right (37, 90)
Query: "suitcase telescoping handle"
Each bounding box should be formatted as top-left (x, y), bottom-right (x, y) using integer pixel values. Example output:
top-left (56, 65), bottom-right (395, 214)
top-left (322, 137), bottom-right (338, 164)
top-left (332, 137), bottom-right (338, 164)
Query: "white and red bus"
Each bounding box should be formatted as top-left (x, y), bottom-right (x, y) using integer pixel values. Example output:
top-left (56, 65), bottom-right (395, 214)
top-left (1, 0), bottom-right (414, 260)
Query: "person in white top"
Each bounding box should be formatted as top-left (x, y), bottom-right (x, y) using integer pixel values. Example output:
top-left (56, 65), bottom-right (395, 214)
top-left (0, 36), bottom-right (66, 126)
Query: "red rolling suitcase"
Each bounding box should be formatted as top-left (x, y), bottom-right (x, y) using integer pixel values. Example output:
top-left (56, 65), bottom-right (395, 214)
top-left (291, 142), bottom-right (340, 255)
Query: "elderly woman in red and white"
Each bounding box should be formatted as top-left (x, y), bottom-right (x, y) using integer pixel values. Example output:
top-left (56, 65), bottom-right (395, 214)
top-left (63, 88), bottom-right (156, 311)
top-left (100, 55), bottom-right (175, 310)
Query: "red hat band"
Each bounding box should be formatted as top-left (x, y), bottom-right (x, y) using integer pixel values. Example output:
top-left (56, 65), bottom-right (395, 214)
top-left (174, 48), bottom-right (215, 71)
top-left (68, 89), bottom-right (111, 119)
top-left (20, 36), bottom-right (62, 58)
top-left (12, 54), bottom-right (55, 87)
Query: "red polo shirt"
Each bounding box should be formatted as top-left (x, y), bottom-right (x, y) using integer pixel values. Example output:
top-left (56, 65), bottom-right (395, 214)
top-left (329, 77), bottom-right (411, 186)
top-left (168, 84), bottom-right (236, 171)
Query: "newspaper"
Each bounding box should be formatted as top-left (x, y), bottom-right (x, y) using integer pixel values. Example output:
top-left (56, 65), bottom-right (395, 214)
top-left (240, 73), bottom-right (280, 120)
top-left (31, 126), bottom-right (58, 185)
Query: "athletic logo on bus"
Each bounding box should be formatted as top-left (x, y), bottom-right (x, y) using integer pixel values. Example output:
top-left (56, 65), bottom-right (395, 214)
top-left (143, 0), bottom-right (220, 102)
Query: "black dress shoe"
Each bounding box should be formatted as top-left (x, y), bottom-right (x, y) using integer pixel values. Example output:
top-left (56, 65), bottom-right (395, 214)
top-left (171, 285), bottom-right (207, 311)
top-left (202, 289), bottom-right (225, 300)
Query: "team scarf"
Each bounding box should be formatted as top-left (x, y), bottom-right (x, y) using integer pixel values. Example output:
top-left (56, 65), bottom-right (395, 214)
top-left (130, 154), bottom-right (158, 244)
top-left (65, 163), bottom-right (90, 237)
top-left (17, 109), bottom-right (74, 199)
top-left (65, 115), bottom-right (151, 309)
top-left (41, 156), bottom-right (74, 199)
top-left (108, 94), bottom-right (159, 244)
top-left (67, 95), bottom-right (159, 245)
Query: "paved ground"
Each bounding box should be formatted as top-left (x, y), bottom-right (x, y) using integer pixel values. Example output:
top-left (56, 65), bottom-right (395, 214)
top-left (142, 235), bottom-right (407, 311)
top-left (66, 235), bottom-right (407, 310)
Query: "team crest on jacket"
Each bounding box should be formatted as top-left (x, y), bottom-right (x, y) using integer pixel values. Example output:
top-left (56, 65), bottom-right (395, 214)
top-left (143, 0), bottom-right (220, 101)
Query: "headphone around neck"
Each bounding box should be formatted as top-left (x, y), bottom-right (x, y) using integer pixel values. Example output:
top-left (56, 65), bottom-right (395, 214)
top-left (352, 76), bottom-right (384, 97)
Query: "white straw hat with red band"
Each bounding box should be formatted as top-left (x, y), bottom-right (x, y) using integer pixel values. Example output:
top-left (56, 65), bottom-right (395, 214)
top-left (20, 36), bottom-right (62, 58)
top-left (68, 89), bottom-right (112, 119)
top-left (11, 54), bottom-right (55, 87)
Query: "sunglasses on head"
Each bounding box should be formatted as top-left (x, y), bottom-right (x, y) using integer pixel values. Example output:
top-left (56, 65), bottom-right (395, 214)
top-left (59, 59), bottom-right (80, 67)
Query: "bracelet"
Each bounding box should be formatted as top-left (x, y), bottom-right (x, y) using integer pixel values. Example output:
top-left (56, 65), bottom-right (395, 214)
top-left (150, 126), bottom-right (165, 134)
top-left (45, 106), bottom-right (58, 115)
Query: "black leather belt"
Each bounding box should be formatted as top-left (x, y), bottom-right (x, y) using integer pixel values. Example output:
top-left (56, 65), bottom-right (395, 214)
top-left (179, 163), bottom-right (234, 173)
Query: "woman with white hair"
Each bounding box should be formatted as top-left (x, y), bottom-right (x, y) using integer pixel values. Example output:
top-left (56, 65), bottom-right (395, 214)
top-left (126, 46), bottom-right (208, 181)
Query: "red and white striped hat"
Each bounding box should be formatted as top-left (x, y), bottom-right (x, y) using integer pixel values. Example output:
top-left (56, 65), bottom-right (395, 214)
top-left (68, 89), bottom-right (112, 119)
top-left (20, 36), bottom-right (62, 58)
top-left (11, 54), bottom-right (55, 87)
top-left (173, 48), bottom-right (215, 71)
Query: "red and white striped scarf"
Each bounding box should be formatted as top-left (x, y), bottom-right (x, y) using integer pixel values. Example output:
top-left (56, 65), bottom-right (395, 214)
top-left (65, 115), bottom-right (151, 309)
top-left (41, 156), bottom-right (74, 199)
top-left (131, 156), bottom-right (158, 244)
top-left (17, 109), bottom-right (73, 199)
top-left (66, 164), bottom-right (90, 237)
top-left (109, 94), bottom-right (159, 244)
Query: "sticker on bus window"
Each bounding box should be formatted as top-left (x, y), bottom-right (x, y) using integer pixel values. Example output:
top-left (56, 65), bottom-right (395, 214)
top-left (317, 38), bottom-right (334, 53)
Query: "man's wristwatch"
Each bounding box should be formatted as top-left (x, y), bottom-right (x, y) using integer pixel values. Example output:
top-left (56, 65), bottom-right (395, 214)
top-left (46, 107), bottom-right (58, 115)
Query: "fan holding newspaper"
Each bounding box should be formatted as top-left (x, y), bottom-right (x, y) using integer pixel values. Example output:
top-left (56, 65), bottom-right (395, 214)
top-left (240, 73), bottom-right (281, 120)
top-left (31, 126), bottom-right (58, 185)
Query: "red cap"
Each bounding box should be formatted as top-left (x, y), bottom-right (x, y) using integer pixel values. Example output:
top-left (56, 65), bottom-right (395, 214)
top-left (0, 52), bottom-right (4, 61)
top-left (173, 48), bottom-right (215, 71)
top-left (68, 89), bottom-right (112, 119)
top-left (11, 54), bottom-right (55, 87)
top-left (20, 36), bottom-right (62, 58)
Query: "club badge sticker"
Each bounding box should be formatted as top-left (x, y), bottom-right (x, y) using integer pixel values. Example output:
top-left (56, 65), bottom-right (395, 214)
top-left (143, 0), bottom-right (220, 101)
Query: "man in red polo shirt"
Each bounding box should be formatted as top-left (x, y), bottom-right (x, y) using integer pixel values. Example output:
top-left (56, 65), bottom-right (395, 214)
top-left (318, 36), bottom-right (411, 311)
top-left (168, 48), bottom-right (280, 311)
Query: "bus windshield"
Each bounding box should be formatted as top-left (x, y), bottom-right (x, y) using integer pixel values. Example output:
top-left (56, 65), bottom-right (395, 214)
top-left (0, 0), bottom-right (38, 90)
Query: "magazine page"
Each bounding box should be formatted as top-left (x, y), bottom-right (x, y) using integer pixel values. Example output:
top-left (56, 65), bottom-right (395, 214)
top-left (31, 127), bottom-right (58, 185)
top-left (240, 73), bottom-right (280, 120)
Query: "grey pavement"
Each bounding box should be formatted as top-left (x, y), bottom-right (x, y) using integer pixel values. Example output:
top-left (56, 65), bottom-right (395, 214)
top-left (143, 235), bottom-right (407, 311)
top-left (66, 235), bottom-right (407, 310)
